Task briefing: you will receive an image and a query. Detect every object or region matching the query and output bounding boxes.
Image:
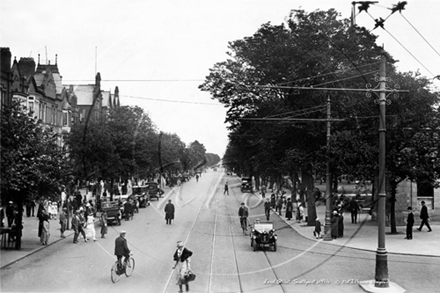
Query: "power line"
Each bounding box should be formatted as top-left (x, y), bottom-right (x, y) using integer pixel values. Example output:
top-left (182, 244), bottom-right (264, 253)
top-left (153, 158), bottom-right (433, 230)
top-left (120, 94), bottom-right (220, 106)
top-left (62, 79), bottom-right (203, 82)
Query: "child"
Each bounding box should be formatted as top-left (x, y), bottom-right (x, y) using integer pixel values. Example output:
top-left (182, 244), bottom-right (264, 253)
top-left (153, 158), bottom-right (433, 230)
top-left (313, 217), bottom-right (322, 239)
top-left (100, 211), bottom-right (108, 238)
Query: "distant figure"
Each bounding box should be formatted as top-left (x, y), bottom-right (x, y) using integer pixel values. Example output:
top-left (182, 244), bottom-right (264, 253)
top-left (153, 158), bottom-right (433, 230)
top-left (224, 182), bottom-right (229, 195)
top-left (275, 196), bottom-right (283, 216)
top-left (86, 214), bottom-right (97, 241)
top-left (264, 199), bottom-right (271, 221)
top-left (417, 201), bottom-right (432, 232)
top-left (165, 200), bottom-right (175, 225)
top-left (100, 211), bottom-right (108, 238)
top-left (6, 201), bottom-right (14, 227)
top-left (260, 184), bottom-right (267, 198)
top-left (313, 217), bottom-right (322, 239)
top-left (285, 198), bottom-right (293, 220)
top-left (195, 174), bottom-right (199, 182)
top-left (338, 212), bottom-right (344, 237)
top-left (349, 198), bottom-right (360, 224)
top-left (331, 211), bottom-right (339, 239)
top-left (40, 213), bottom-right (50, 245)
top-left (405, 207), bottom-right (414, 240)
top-left (59, 207), bottom-right (67, 238)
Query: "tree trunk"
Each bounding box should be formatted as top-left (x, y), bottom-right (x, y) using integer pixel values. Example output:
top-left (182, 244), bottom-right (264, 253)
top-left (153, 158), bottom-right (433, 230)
top-left (15, 199), bottom-right (23, 250)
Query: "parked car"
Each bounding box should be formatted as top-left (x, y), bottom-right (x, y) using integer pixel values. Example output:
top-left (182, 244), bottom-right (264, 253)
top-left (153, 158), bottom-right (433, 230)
top-left (250, 221), bottom-right (277, 251)
top-left (145, 182), bottom-right (164, 201)
top-left (241, 177), bottom-right (253, 193)
top-left (101, 201), bottom-right (122, 226)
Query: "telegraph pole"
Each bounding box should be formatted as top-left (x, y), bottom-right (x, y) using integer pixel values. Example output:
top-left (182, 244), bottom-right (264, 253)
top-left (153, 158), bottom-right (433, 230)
top-left (324, 96), bottom-right (333, 241)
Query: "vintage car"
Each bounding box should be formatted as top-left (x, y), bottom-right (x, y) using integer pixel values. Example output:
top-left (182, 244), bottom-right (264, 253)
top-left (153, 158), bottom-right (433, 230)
top-left (132, 186), bottom-right (150, 208)
top-left (241, 177), bottom-right (253, 193)
top-left (145, 181), bottom-right (164, 201)
top-left (101, 201), bottom-right (123, 226)
top-left (250, 221), bottom-right (277, 251)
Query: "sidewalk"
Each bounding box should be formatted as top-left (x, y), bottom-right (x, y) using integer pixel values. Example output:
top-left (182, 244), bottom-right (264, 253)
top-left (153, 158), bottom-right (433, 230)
top-left (274, 196), bottom-right (440, 257)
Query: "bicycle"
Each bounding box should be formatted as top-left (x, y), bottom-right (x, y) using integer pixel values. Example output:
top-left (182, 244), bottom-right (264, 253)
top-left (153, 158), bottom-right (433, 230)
top-left (111, 254), bottom-right (135, 283)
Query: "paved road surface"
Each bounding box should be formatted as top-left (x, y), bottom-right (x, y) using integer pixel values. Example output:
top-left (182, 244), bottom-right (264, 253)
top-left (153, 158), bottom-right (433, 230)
top-left (1, 169), bottom-right (439, 293)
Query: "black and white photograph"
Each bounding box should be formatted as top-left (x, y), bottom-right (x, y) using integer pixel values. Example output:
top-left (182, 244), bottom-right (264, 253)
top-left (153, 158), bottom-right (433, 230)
top-left (1, 1), bottom-right (439, 292)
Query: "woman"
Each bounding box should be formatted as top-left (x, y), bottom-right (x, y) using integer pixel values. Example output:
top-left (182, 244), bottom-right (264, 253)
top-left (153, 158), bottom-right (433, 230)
top-left (173, 241), bottom-right (193, 293)
top-left (100, 211), bottom-right (108, 238)
top-left (40, 213), bottom-right (50, 245)
top-left (285, 198), bottom-right (293, 220)
top-left (59, 207), bottom-right (67, 238)
top-left (86, 213), bottom-right (97, 241)
top-left (331, 211), bottom-right (339, 239)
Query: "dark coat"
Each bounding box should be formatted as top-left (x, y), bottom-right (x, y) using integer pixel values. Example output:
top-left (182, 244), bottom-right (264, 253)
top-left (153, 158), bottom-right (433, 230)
top-left (331, 215), bottom-right (339, 238)
top-left (165, 203), bottom-right (175, 220)
top-left (407, 212), bottom-right (414, 226)
top-left (114, 236), bottom-right (130, 256)
top-left (173, 247), bottom-right (193, 262)
top-left (338, 214), bottom-right (344, 237)
top-left (420, 205), bottom-right (429, 220)
top-left (315, 220), bottom-right (322, 234)
top-left (238, 206), bottom-right (249, 218)
top-left (285, 200), bottom-right (293, 219)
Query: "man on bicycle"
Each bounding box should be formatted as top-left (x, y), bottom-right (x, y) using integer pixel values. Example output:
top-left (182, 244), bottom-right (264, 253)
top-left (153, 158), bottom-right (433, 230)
top-left (238, 203), bottom-right (249, 231)
top-left (115, 230), bottom-right (130, 268)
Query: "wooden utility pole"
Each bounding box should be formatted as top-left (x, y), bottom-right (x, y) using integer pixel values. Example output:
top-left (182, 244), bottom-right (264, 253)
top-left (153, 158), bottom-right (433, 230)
top-left (324, 96), bottom-right (333, 241)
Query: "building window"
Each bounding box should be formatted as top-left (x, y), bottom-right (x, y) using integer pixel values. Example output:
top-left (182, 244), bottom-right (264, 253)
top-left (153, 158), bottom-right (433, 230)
top-left (63, 111), bottom-right (68, 126)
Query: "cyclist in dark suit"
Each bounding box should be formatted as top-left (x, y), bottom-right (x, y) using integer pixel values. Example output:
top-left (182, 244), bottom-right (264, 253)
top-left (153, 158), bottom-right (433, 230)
top-left (115, 230), bottom-right (130, 266)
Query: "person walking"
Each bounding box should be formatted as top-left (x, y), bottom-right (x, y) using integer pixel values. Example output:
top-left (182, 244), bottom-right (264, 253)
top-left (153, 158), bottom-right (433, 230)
top-left (338, 211), bottom-right (344, 237)
top-left (285, 198), bottom-right (293, 220)
top-left (223, 182), bottom-right (229, 195)
top-left (172, 241), bottom-right (193, 293)
top-left (260, 184), bottom-right (267, 199)
top-left (86, 213), bottom-right (97, 241)
top-left (59, 207), bottom-right (67, 238)
top-left (40, 213), bottom-right (50, 245)
top-left (417, 201), bottom-right (432, 232)
top-left (165, 200), bottom-right (175, 225)
top-left (264, 198), bottom-right (271, 221)
top-left (115, 230), bottom-right (130, 267)
top-left (275, 196), bottom-right (283, 216)
top-left (314, 217), bottom-right (322, 239)
top-left (100, 211), bottom-right (108, 238)
top-left (298, 203), bottom-right (304, 223)
top-left (349, 198), bottom-right (360, 224)
top-left (405, 206), bottom-right (414, 240)
top-left (331, 211), bottom-right (339, 239)
top-left (72, 210), bottom-right (87, 243)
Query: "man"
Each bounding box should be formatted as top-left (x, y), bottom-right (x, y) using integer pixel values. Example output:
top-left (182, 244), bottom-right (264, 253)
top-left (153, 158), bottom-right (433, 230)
top-left (172, 241), bottom-right (193, 293)
top-left (164, 200), bottom-right (175, 225)
top-left (264, 198), bottom-right (271, 221)
top-left (224, 182), bottom-right (229, 195)
top-left (417, 201), bottom-right (432, 232)
top-left (238, 203), bottom-right (249, 231)
top-left (115, 230), bottom-right (130, 267)
top-left (405, 207), bottom-right (414, 240)
top-left (260, 184), bottom-right (267, 198)
top-left (349, 198), bottom-right (360, 224)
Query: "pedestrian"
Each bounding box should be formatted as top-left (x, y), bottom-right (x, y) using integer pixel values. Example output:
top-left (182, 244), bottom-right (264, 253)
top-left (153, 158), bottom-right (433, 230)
top-left (285, 198), bottom-right (293, 220)
top-left (30, 199), bottom-right (36, 217)
top-left (51, 201), bottom-right (58, 220)
top-left (276, 196), bottom-right (283, 216)
top-left (59, 207), bottom-right (67, 238)
top-left (72, 209), bottom-right (87, 243)
top-left (172, 241), bottom-right (193, 293)
top-left (86, 213), bottom-right (97, 241)
top-left (0, 206), bottom-right (4, 227)
top-left (270, 194), bottom-right (276, 209)
top-left (260, 184), bottom-right (267, 199)
top-left (264, 198), bottom-right (271, 221)
top-left (349, 198), bottom-right (360, 224)
top-left (40, 213), bottom-right (50, 245)
top-left (405, 207), bottom-right (414, 240)
top-left (165, 199), bottom-right (175, 225)
top-left (6, 201), bottom-right (14, 227)
top-left (37, 199), bottom-right (46, 238)
top-left (417, 201), bottom-right (432, 232)
top-left (338, 211), bottom-right (344, 237)
top-left (298, 203), bottom-right (304, 223)
top-left (223, 182), bottom-right (229, 195)
top-left (314, 217), bottom-right (322, 239)
top-left (331, 211), bottom-right (339, 239)
top-left (25, 199), bottom-right (32, 217)
top-left (100, 211), bottom-right (108, 238)
top-left (238, 202), bottom-right (249, 232)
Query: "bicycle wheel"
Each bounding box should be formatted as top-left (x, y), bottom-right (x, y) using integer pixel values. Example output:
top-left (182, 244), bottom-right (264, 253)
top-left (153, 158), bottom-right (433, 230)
top-left (111, 262), bottom-right (121, 283)
top-left (125, 257), bottom-right (135, 277)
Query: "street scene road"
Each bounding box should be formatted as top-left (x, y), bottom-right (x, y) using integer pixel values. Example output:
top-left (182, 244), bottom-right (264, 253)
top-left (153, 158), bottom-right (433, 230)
top-left (1, 169), bottom-right (439, 293)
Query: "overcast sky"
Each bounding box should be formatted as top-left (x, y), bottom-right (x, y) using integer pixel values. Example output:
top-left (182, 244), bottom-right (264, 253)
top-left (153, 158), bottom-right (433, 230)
top-left (1, 0), bottom-right (439, 157)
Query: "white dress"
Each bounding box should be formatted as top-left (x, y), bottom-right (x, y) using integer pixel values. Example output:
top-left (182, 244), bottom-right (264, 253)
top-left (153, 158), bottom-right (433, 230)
top-left (85, 215), bottom-right (96, 240)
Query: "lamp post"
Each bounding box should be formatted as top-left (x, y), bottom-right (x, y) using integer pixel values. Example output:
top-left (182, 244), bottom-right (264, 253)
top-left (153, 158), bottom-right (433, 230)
top-left (324, 96), bottom-right (333, 241)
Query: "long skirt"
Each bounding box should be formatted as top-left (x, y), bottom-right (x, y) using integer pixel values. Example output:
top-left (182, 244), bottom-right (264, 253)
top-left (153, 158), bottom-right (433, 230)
top-left (176, 261), bottom-right (190, 285)
top-left (100, 224), bottom-right (108, 236)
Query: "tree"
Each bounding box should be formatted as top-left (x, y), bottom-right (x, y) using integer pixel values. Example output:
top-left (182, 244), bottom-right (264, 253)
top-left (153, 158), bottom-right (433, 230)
top-left (1, 101), bottom-right (68, 248)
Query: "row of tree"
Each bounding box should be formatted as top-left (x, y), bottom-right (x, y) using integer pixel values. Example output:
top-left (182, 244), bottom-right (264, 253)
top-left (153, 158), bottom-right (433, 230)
top-left (199, 8), bottom-right (440, 230)
top-left (1, 103), bottom-right (220, 205)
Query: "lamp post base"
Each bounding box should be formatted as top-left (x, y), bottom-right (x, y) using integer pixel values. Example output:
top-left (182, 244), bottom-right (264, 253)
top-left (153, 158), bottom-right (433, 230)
top-left (359, 280), bottom-right (405, 293)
